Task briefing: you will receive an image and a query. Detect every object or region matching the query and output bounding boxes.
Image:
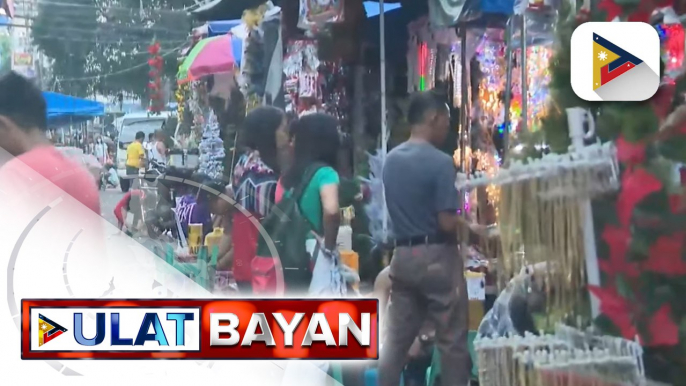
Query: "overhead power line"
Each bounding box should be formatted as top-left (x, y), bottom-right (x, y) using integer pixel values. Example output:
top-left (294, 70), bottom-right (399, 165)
top-left (20, 0), bottom-right (213, 13)
top-left (56, 42), bottom-right (186, 82)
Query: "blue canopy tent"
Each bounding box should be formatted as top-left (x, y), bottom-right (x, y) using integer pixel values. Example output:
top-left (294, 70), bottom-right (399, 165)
top-left (43, 91), bottom-right (105, 126)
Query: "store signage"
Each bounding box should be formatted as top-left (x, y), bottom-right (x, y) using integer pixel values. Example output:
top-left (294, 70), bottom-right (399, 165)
top-left (21, 299), bottom-right (378, 359)
top-left (12, 51), bottom-right (32, 66)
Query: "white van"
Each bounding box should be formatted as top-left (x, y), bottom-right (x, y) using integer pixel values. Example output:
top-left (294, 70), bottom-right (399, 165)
top-left (114, 111), bottom-right (174, 133)
top-left (116, 114), bottom-right (171, 192)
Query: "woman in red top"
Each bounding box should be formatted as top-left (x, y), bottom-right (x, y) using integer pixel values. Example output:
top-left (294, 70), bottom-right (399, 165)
top-left (230, 106), bottom-right (289, 294)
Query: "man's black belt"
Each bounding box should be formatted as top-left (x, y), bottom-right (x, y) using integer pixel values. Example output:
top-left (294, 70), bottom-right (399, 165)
top-left (394, 234), bottom-right (453, 247)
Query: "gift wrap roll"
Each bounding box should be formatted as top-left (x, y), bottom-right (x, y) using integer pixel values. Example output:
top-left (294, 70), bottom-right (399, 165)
top-left (465, 271), bottom-right (486, 330)
top-left (340, 250), bottom-right (359, 291)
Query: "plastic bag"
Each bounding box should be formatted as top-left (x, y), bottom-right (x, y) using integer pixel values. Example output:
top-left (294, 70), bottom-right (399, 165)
top-left (477, 262), bottom-right (547, 337)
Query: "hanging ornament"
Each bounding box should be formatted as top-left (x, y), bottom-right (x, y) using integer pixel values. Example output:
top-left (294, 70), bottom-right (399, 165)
top-left (148, 40), bottom-right (164, 114)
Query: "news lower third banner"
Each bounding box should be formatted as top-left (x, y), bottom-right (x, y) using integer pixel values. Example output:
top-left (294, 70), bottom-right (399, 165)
top-left (21, 299), bottom-right (378, 360)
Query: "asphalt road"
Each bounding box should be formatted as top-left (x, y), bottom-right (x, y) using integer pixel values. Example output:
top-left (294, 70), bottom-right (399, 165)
top-left (99, 187), bottom-right (123, 225)
top-left (99, 187), bottom-right (170, 252)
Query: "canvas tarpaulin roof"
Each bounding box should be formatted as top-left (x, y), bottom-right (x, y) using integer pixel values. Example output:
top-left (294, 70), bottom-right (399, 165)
top-left (43, 91), bottom-right (105, 126)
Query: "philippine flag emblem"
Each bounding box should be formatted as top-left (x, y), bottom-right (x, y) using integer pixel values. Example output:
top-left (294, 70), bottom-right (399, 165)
top-left (37, 314), bottom-right (67, 347)
top-left (571, 22), bottom-right (659, 101)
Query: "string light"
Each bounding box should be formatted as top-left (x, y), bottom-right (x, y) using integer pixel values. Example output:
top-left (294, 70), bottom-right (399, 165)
top-left (418, 43), bottom-right (428, 91)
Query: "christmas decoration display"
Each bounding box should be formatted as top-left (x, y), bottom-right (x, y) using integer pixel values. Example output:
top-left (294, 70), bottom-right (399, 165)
top-left (319, 60), bottom-right (349, 125)
top-left (475, 41), bottom-right (552, 135)
top-left (148, 41), bottom-right (164, 114)
top-left (524, 1), bottom-right (686, 383)
top-left (475, 323), bottom-right (645, 386)
top-left (282, 39), bottom-right (349, 120)
top-left (175, 83), bottom-right (189, 124)
top-left (197, 110), bottom-right (224, 179)
top-left (284, 40), bottom-right (320, 116)
top-left (297, 0), bottom-right (345, 33)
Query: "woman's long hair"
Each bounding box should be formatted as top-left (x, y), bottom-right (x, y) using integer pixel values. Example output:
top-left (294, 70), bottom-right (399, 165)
top-left (241, 106), bottom-right (284, 173)
top-left (282, 113), bottom-right (340, 189)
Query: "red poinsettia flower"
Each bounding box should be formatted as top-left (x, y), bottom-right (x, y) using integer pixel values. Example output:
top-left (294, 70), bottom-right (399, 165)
top-left (599, 225), bottom-right (640, 278)
top-left (647, 304), bottom-right (680, 346)
top-left (643, 232), bottom-right (686, 276)
top-left (598, 0), bottom-right (623, 21)
top-left (616, 168), bottom-right (663, 226)
top-left (616, 136), bottom-right (646, 165)
top-left (589, 286), bottom-right (680, 346)
top-left (588, 286), bottom-right (638, 340)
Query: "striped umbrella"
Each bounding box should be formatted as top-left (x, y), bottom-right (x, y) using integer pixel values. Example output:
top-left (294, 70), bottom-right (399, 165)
top-left (177, 34), bottom-right (236, 84)
top-left (1, 0), bottom-right (14, 18)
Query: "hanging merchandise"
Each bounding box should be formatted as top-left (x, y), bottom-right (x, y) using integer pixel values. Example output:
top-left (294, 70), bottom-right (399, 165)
top-left (148, 41), bottom-right (164, 114)
top-left (197, 110), bottom-right (225, 179)
top-left (175, 83), bottom-right (189, 124)
top-left (297, 0), bottom-right (345, 32)
top-left (429, 0), bottom-right (468, 29)
top-left (320, 61), bottom-right (349, 125)
top-left (283, 40), bottom-right (321, 115)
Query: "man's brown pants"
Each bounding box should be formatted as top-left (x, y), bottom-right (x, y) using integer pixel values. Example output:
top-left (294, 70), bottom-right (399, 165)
top-left (378, 243), bottom-right (470, 386)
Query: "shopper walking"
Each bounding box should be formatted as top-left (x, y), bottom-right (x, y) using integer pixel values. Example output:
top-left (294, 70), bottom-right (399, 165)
top-left (231, 106), bottom-right (289, 294)
top-left (378, 90), bottom-right (470, 386)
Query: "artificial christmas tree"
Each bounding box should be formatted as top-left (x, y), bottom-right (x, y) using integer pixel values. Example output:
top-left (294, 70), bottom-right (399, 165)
top-left (197, 111), bottom-right (225, 180)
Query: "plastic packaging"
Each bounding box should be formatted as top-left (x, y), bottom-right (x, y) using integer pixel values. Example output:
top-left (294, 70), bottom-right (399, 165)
top-left (337, 225), bottom-right (353, 251)
top-left (204, 227), bottom-right (224, 262)
top-left (477, 263), bottom-right (547, 337)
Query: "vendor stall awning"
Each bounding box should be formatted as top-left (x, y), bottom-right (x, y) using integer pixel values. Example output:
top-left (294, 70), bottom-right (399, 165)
top-left (364, 1), bottom-right (401, 18)
top-left (43, 91), bottom-right (105, 126)
top-left (1, 0), bottom-right (14, 18)
top-left (207, 19), bottom-right (241, 36)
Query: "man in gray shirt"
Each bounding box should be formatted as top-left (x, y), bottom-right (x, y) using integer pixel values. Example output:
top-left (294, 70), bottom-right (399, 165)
top-left (378, 91), bottom-right (471, 386)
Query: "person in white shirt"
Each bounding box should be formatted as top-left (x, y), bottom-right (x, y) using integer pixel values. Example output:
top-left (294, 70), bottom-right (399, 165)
top-left (148, 129), bottom-right (167, 170)
top-left (144, 132), bottom-right (154, 159)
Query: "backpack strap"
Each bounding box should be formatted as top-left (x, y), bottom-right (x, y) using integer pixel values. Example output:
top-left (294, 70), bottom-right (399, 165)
top-left (292, 163), bottom-right (326, 202)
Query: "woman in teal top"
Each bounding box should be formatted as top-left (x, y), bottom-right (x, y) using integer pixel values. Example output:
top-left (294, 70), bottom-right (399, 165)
top-left (281, 113), bottom-right (345, 297)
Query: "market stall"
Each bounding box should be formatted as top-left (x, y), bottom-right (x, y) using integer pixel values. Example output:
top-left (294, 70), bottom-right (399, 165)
top-left (43, 91), bottom-right (105, 126)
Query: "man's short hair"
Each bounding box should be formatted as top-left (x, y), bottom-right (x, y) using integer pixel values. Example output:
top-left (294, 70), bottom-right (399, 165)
top-left (407, 90), bottom-right (448, 126)
top-left (0, 72), bottom-right (47, 131)
top-left (135, 131), bottom-right (145, 140)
